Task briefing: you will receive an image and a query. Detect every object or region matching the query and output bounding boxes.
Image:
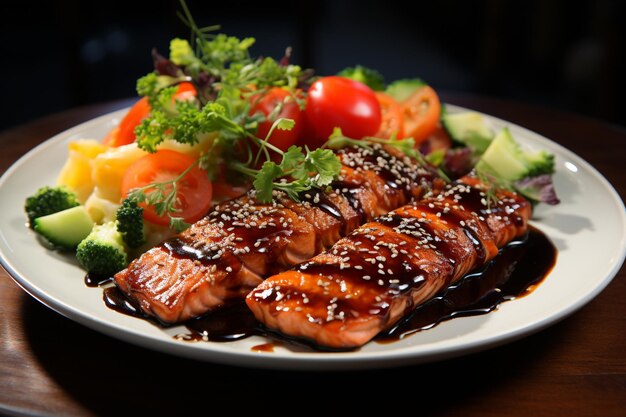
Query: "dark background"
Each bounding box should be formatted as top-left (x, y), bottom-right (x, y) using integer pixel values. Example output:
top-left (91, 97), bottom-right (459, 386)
top-left (1, 0), bottom-right (624, 132)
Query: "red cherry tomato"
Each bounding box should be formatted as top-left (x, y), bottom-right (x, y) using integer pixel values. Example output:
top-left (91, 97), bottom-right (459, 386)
top-left (121, 150), bottom-right (212, 226)
top-left (249, 88), bottom-right (304, 151)
top-left (303, 76), bottom-right (382, 147)
top-left (103, 82), bottom-right (197, 147)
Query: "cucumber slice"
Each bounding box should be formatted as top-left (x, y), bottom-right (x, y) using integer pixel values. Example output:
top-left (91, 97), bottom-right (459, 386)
top-left (475, 128), bottom-right (528, 181)
top-left (385, 79), bottom-right (425, 102)
top-left (442, 112), bottom-right (493, 154)
top-left (33, 206), bottom-right (95, 249)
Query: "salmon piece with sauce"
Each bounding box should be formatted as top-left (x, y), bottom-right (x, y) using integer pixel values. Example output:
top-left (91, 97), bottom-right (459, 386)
top-left (114, 145), bottom-right (443, 324)
top-left (246, 176), bottom-right (532, 349)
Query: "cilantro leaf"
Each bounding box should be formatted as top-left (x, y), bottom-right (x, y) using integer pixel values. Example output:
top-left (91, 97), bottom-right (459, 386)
top-left (169, 217), bottom-right (191, 233)
top-left (276, 118), bottom-right (295, 131)
top-left (253, 161), bottom-right (282, 202)
top-left (303, 148), bottom-right (342, 187)
top-left (280, 146), bottom-right (305, 172)
top-left (246, 146), bottom-right (341, 203)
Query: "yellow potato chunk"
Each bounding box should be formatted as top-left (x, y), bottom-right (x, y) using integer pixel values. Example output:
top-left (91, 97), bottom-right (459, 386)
top-left (84, 188), bottom-right (121, 224)
top-left (57, 139), bottom-right (107, 203)
top-left (158, 133), bottom-right (216, 158)
top-left (91, 143), bottom-right (148, 203)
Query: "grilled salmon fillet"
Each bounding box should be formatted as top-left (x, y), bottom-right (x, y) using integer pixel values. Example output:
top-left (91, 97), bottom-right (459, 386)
top-left (246, 176), bottom-right (532, 349)
top-left (114, 145), bottom-right (443, 324)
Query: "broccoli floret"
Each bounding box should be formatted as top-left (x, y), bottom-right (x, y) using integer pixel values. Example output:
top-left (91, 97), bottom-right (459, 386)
top-left (25, 186), bottom-right (80, 228)
top-left (523, 149), bottom-right (556, 178)
top-left (337, 65), bottom-right (385, 91)
top-left (116, 198), bottom-right (146, 249)
top-left (76, 221), bottom-right (128, 276)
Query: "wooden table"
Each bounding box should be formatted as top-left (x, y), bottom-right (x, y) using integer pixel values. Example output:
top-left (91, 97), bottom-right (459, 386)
top-left (1, 95), bottom-right (624, 416)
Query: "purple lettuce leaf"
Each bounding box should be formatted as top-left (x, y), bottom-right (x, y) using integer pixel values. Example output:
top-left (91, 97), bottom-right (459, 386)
top-left (515, 174), bottom-right (560, 205)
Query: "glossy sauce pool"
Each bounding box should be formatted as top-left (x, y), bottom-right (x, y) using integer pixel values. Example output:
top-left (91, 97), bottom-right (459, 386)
top-left (100, 226), bottom-right (556, 351)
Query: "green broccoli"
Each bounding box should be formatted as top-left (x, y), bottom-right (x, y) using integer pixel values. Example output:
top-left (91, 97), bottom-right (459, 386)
top-left (76, 221), bottom-right (128, 276)
top-left (337, 65), bottom-right (385, 91)
top-left (25, 186), bottom-right (80, 228)
top-left (116, 198), bottom-right (146, 249)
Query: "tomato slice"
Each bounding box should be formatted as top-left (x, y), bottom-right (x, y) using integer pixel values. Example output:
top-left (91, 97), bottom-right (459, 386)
top-left (103, 82), bottom-right (197, 147)
top-left (374, 92), bottom-right (404, 139)
top-left (102, 126), bottom-right (121, 146)
top-left (249, 87), bottom-right (304, 151)
top-left (121, 150), bottom-right (212, 226)
top-left (212, 181), bottom-right (250, 201)
top-left (103, 97), bottom-right (151, 147)
top-left (174, 81), bottom-right (197, 101)
top-left (400, 86), bottom-right (441, 145)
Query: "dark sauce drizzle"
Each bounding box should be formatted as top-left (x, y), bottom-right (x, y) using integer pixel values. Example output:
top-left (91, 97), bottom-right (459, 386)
top-left (334, 181), bottom-right (367, 222)
top-left (84, 273), bottom-right (112, 287)
top-left (377, 226), bottom-right (556, 342)
top-left (299, 190), bottom-right (348, 235)
top-left (100, 226), bottom-right (556, 351)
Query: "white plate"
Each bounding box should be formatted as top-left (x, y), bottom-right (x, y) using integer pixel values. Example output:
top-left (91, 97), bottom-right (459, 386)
top-left (1, 105), bottom-right (625, 370)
